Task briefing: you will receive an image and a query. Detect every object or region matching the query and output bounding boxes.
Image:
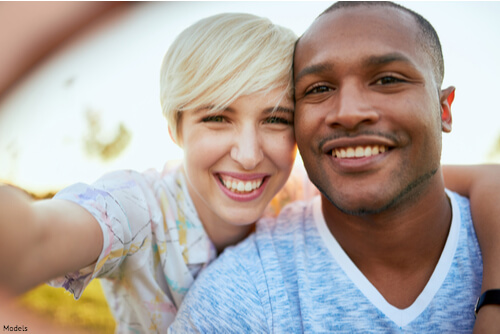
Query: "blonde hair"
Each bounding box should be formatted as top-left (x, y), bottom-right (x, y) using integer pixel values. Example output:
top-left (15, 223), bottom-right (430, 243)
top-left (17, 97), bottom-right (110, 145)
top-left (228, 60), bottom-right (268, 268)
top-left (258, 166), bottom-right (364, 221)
top-left (160, 13), bottom-right (297, 142)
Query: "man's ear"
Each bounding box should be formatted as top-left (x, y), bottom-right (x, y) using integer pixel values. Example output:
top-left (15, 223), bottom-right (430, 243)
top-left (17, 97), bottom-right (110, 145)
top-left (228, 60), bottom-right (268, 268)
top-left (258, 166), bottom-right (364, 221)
top-left (440, 86), bottom-right (455, 133)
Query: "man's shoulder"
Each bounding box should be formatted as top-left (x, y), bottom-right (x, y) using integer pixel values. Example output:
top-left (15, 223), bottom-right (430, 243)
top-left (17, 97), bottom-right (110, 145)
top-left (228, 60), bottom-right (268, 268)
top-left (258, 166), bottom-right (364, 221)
top-left (209, 233), bottom-right (262, 281)
top-left (256, 197), bottom-right (318, 235)
top-left (194, 196), bottom-right (319, 282)
top-left (445, 189), bottom-right (481, 272)
top-left (452, 187), bottom-right (471, 205)
top-left (200, 197), bottom-right (319, 288)
top-left (446, 189), bottom-right (472, 225)
top-left (169, 199), bottom-right (319, 333)
top-left (170, 232), bottom-right (270, 332)
top-left (447, 188), bottom-right (470, 205)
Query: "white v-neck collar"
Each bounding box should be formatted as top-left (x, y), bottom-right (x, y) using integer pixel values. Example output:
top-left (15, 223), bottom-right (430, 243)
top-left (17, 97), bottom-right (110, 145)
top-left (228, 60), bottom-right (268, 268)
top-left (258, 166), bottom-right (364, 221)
top-left (314, 190), bottom-right (461, 327)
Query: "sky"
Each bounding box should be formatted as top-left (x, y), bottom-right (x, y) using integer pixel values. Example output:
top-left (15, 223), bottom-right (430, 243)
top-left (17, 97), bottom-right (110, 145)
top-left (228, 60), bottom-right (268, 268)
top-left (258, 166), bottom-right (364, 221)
top-left (0, 1), bottom-right (499, 194)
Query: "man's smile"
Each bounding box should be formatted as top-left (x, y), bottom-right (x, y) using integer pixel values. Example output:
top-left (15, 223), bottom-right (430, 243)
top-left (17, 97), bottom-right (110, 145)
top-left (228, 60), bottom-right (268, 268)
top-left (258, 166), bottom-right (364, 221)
top-left (332, 145), bottom-right (389, 158)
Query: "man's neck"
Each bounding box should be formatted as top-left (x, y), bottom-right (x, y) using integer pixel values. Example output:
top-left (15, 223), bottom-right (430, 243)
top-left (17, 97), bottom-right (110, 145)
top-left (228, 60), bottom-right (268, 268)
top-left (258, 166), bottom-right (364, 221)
top-left (322, 181), bottom-right (452, 309)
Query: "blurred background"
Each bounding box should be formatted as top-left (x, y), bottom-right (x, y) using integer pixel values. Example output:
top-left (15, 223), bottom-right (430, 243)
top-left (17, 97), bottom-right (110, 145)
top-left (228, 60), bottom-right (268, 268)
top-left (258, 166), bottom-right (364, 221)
top-left (1, 1), bottom-right (499, 197)
top-left (0, 2), bottom-right (499, 332)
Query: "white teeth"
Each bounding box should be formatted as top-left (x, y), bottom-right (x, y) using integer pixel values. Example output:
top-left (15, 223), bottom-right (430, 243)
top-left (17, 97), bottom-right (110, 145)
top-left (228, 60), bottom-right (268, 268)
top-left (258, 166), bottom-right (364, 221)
top-left (220, 175), bottom-right (264, 194)
top-left (346, 147), bottom-right (355, 158)
top-left (237, 181), bottom-right (245, 192)
top-left (332, 145), bottom-right (389, 159)
top-left (244, 182), bottom-right (252, 192)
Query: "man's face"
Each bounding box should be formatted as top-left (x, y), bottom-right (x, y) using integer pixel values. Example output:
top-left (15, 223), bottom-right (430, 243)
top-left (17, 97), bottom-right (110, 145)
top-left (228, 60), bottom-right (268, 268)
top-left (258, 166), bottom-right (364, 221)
top-left (294, 6), bottom-right (452, 215)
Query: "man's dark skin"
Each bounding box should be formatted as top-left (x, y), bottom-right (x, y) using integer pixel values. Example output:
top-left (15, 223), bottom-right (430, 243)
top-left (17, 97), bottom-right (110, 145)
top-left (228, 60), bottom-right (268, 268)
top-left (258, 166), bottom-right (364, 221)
top-left (294, 4), bottom-right (500, 331)
top-left (293, 4), bottom-right (454, 309)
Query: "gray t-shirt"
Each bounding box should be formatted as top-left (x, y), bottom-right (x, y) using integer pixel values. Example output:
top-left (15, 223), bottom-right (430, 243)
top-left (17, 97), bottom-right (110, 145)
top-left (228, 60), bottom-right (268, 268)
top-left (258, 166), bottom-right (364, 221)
top-left (170, 191), bottom-right (482, 333)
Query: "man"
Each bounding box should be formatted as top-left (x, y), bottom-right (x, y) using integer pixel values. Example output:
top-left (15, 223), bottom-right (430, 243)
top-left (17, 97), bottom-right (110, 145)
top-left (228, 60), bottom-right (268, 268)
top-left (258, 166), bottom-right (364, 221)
top-left (169, 2), bottom-right (483, 332)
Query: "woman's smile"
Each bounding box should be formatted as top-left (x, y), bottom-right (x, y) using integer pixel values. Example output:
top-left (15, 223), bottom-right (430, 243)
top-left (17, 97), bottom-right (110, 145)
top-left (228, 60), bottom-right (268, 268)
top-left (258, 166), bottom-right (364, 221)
top-left (180, 87), bottom-right (296, 229)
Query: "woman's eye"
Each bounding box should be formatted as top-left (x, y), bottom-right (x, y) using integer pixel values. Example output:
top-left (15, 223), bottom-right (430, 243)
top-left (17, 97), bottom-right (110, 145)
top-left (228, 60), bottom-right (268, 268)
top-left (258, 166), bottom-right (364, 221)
top-left (266, 116), bottom-right (292, 125)
top-left (375, 76), bottom-right (405, 85)
top-left (202, 115), bottom-right (225, 123)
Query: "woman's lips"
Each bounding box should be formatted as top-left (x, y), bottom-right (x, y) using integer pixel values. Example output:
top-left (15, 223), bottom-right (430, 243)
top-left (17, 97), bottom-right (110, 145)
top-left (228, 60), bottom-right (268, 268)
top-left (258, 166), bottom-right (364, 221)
top-left (215, 173), bottom-right (269, 202)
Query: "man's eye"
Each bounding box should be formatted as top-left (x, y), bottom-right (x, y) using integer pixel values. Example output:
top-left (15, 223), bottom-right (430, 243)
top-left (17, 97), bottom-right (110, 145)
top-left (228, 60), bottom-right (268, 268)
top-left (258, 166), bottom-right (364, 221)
top-left (375, 76), bottom-right (405, 85)
top-left (202, 115), bottom-right (225, 123)
top-left (266, 117), bottom-right (292, 125)
top-left (306, 85), bottom-right (331, 95)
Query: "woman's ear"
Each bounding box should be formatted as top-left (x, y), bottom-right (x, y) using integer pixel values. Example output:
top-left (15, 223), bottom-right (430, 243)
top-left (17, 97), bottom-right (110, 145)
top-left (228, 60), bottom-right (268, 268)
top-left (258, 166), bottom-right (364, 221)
top-left (168, 126), bottom-right (181, 147)
top-left (440, 86), bottom-right (455, 133)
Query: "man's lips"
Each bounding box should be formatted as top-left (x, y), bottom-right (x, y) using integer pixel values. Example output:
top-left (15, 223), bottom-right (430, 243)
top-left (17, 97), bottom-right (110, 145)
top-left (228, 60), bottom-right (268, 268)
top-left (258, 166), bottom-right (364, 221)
top-left (332, 144), bottom-right (389, 158)
top-left (321, 135), bottom-right (396, 159)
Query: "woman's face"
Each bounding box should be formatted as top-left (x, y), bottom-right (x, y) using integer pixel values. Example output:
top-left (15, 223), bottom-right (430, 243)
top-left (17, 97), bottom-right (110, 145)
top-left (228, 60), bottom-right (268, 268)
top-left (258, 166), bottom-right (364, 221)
top-left (179, 87), bottom-right (297, 229)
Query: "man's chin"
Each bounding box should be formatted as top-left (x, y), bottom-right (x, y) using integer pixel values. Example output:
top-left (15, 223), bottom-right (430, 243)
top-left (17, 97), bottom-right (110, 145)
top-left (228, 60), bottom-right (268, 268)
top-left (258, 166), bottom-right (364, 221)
top-left (331, 200), bottom-right (391, 216)
top-left (320, 190), bottom-right (396, 217)
top-left (336, 205), bottom-right (390, 216)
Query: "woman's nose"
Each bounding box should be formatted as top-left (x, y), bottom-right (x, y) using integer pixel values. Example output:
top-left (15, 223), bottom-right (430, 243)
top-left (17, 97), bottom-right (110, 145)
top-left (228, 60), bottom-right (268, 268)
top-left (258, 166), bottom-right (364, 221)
top-left (230, 126), bottom-right (264, 170)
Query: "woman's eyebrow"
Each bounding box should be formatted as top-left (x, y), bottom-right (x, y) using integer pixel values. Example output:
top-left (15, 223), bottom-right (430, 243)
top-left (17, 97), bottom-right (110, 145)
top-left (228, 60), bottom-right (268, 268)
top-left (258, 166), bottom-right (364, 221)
top-left (193, 105), bottom-right (229, 115)
top-left (263, 106), bottom-right (294, 114)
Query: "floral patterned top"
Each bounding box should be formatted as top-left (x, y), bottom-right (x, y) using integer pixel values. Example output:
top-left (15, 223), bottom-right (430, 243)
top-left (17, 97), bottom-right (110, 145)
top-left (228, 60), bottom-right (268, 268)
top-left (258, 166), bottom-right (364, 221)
top-left (51, 166), bottom-right (217, 333)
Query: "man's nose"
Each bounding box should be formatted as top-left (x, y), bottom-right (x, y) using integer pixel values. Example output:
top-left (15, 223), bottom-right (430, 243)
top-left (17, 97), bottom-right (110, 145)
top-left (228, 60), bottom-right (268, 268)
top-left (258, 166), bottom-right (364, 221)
top-left (325, 82), bottom-right (379, 129)
top-left (230, 126), bottom-right (264, 170)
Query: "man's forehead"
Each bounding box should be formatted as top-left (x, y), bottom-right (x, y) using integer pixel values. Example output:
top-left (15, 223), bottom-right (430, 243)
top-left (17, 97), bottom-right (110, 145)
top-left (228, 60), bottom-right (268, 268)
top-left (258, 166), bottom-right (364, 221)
top-left (297, 5), bottom-right (416, 52)
top-left (294, 5), bottom-right (419, 70)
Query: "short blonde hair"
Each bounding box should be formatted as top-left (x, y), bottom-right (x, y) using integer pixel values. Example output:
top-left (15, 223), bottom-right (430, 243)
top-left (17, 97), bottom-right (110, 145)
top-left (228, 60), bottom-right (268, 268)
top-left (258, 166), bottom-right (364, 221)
top-left (160, 13), bottom-right (297, 142)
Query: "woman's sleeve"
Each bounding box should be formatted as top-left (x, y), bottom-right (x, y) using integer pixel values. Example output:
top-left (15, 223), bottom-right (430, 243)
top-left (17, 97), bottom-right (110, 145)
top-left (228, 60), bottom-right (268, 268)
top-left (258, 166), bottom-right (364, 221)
top-left (48, 170), bottom-right (154, 299)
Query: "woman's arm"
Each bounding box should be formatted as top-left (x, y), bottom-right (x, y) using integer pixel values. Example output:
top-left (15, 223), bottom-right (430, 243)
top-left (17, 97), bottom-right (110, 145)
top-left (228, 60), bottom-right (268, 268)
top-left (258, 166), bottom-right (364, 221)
top-left (442, 164), bottom-right (500, 333)
top-left (0, 185), bottom-right (102, 295)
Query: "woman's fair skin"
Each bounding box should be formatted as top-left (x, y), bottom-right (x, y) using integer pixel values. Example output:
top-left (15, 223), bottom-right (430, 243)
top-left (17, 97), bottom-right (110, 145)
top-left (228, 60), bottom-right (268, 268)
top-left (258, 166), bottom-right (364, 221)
top-left (179, 87), bottom-right (296, 252)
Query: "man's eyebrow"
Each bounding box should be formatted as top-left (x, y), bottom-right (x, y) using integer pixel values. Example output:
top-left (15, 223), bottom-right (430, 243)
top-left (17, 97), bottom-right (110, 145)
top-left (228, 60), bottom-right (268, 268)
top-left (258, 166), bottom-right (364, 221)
top-left (294, 63), bottom-right (333, 85)
top-left (364, 53), bottom-right (413, 66)
top-left (294, 53), bottom-right (415, 85)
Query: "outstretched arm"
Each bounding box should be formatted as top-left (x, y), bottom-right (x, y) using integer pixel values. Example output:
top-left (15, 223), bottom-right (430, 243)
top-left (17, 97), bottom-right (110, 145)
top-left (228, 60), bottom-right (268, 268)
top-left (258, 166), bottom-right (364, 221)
top-left (442, 164), bottom-right (500, 333)
top-left (0, 184), bottom-right (102, 295)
